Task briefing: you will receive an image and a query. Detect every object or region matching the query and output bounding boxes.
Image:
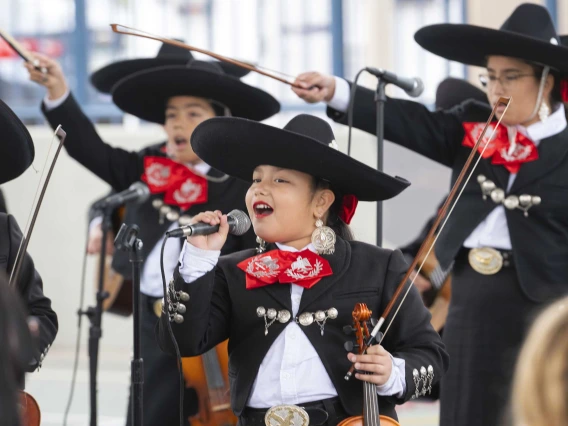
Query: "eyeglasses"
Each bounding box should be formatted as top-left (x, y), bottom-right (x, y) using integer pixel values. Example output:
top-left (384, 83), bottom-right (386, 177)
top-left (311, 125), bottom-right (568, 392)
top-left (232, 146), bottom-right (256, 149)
top-left (478, 73), bottom-right (536, 89)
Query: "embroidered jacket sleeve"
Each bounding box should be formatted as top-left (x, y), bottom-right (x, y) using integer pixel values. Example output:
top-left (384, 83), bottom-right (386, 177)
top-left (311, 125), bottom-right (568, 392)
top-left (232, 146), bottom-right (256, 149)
top-left (41, 93), bottom-right (144, 191)
top-left (374, 248), bottom-right (449, 403)
top-left (157, 253), bottom-right (232, 357)
top-left (326, 80), bottom-right (479, 167)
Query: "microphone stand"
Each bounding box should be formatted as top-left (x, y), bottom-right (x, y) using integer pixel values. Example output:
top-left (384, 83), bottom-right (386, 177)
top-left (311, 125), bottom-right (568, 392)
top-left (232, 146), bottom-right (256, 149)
top-left (80, 204), bottom-right (112, 426)
top-left (374, 78), bottom-right (387, 247)
top-left (115, 223), bottom-right (144, 426)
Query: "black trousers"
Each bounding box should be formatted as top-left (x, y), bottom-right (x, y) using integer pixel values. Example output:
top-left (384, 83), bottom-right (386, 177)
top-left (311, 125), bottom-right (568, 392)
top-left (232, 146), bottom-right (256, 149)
top-left (125, 294), bottom-right (195, 426)
top-left (439, 249), bottom-right (541, 426)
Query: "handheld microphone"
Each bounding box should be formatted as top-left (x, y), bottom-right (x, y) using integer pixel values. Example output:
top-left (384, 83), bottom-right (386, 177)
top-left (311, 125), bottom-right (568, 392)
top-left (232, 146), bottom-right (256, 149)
top-left (94, 182), bottom-right (150, 210)
top-left (364, 67), bottom-right (424, 98)
top-left (166, 209), bottom-right (251, 238)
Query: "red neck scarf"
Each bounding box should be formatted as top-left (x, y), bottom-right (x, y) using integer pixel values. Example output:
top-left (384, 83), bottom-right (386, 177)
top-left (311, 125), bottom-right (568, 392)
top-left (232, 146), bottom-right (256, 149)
top-left (141, 156), bottom-right (208, 210)
top-left (462, 122), bottom-right (538, 173)
top-left (237, 249), bottom-right (333, 290)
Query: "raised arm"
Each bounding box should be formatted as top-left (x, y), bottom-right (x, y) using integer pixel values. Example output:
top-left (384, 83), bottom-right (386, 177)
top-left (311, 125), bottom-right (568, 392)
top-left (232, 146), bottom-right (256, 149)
top-left (26, 53), bottom-right (143, 191)
top-left (292, 72), bottom-right (469, 167)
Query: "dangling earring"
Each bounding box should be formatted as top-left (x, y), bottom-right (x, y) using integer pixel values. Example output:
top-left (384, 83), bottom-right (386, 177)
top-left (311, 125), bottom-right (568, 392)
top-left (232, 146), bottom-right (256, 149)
top-left (256, 236), bottom-right (267, 254)
top-left (311, 218), bottom-right (336, 255)
top-left (539, 102), bottom-right (550, 122)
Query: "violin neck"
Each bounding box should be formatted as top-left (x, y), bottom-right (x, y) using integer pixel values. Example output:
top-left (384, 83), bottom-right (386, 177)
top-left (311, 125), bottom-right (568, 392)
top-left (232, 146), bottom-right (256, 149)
top-left (203, 348), bottom-right (229, 403)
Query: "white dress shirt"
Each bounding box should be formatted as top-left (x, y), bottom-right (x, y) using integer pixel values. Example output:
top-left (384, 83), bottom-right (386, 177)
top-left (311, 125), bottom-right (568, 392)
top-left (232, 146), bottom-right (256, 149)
top-left (178, 240), bottom-right (407, 408)
top-left (327, 77), bottom-right (567, 249)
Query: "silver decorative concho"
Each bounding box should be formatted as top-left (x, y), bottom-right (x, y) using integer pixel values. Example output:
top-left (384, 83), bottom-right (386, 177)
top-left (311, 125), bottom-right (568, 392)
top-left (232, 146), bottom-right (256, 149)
top-left (264, 404), bottom-right (309, 426)
top-left (477, 175), bottom-right (541, 217)
top-left (152, 198), bottom-right (193, 225)
top-left (257, 306), bottom-right (291, 336)
top-left (165, 278), bottom-right (190, 324)
top-left (411, 365), bottom-right (434, 399)
top-left (296, 308), bottom-right (338, 336)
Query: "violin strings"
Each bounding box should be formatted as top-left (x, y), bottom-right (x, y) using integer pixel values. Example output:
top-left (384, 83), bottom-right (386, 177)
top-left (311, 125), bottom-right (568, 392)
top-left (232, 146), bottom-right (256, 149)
top-left (379, 100), bottom-right (512, 343)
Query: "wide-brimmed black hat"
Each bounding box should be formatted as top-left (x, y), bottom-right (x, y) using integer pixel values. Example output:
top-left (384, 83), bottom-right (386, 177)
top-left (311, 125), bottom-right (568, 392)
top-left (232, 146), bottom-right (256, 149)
top-left (112, 60), bottom-right (280, 124)
top-left (415, 3), bottom-right (568, 74)
top-left (90, 41), bottom-right (250, 93)
top-left (435, 77), bottom-right (487, 110)
top-left (0, 100), bottom-right (34, 185)
top-left (190, 114), bottom-right (410, 202)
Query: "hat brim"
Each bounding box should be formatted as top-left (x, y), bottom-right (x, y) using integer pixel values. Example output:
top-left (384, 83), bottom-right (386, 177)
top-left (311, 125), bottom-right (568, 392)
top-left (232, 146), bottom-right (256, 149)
top-left (190, 117), bottom-right (410, 202)
top-left (90, 57), bottom-right (251, 94)
top-left (415, 24), bottom-right (568, 74)
top-left (0, 100), bottom-right (34, 185)
top-left (111, 66), bottom-right (280, 124)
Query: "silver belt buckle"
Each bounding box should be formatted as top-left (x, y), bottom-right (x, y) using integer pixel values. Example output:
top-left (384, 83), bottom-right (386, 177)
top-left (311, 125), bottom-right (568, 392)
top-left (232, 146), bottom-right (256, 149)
top-left (264, 404), bottom-right (310, 426)
top-left (468, 247), bottom-right (503, 275)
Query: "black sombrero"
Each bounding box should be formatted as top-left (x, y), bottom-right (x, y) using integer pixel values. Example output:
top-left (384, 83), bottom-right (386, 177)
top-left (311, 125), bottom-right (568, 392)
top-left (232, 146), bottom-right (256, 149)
top-left (111, 60), bottom-right (280, 124)
top-left (190, 114), bottom-right (410, 202)
top-left (90, 41), bottom-right (250, 94)
top-left (415, 3), bottom-right (568, 74)
top-left (0, 100), bottom-right (34, 185)
top-left (435, 77), bottom-right (487, 110)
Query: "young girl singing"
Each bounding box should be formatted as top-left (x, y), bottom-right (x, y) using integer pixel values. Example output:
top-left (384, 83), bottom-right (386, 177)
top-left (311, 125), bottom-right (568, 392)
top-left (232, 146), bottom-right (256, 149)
top-left (158, 114), bottom-right (448, 425)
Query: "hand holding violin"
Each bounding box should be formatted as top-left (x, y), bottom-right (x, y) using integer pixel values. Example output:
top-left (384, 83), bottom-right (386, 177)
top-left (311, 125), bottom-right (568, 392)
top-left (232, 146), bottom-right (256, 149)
top-left (348, 345), bottom-right (393, 386)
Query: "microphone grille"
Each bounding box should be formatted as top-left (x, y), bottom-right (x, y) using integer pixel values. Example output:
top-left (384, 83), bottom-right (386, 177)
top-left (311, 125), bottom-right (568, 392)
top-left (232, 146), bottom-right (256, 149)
top-left (409, 78), bottom-right (424, 98)
top-left (227, 209), bottom-right (252, 236)
top-left (129, 182), bottom-right (150, 203)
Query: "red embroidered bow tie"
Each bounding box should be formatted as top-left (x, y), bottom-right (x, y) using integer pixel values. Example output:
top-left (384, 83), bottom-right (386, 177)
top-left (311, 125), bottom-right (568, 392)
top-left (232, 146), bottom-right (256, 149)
top-left (237, 249), bottom-right (333, 290)
top-left (462, 122), bottom-right (538, 173)
top-left (141, 156), bottom-right (208, 210)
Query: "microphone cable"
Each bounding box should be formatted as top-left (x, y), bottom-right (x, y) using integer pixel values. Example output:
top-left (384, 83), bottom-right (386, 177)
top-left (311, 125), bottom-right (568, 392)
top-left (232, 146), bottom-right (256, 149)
top-left (160, 238), bottom-right (186, 426)
top-left (347, 67), bottom-right (367, 157)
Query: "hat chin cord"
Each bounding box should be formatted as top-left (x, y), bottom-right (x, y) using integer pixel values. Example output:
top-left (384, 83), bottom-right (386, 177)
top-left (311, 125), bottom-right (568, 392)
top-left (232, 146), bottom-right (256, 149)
top-left (526, 66), bottom-right (550, 123)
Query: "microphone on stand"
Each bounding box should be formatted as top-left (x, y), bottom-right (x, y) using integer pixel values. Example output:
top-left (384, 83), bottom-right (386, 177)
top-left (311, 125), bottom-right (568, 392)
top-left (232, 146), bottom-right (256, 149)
top-left (93, 182), bottom-right (150, 209)
top-left (166, 209), bottom-right (251, 238)
top-left (364, 67), bottom-right (424, 98)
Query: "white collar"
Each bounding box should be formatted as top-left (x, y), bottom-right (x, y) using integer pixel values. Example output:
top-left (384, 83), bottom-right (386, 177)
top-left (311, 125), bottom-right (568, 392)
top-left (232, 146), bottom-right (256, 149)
top-left (517, 103), bottom-right (567, 144)
top-left (275, 242), bottom-right (316, 253)
top-left (190, 161), bottom-right (211, 176)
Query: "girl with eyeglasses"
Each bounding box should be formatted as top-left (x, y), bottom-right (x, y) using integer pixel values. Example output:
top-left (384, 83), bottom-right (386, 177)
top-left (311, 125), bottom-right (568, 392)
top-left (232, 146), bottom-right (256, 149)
top-left (292, 3), bottom-right (568, 426)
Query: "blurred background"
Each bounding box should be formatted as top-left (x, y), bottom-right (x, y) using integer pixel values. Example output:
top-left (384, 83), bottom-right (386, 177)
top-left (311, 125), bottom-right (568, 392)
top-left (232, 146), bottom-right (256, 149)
top-left (1, 0), bottom-right (566, 424)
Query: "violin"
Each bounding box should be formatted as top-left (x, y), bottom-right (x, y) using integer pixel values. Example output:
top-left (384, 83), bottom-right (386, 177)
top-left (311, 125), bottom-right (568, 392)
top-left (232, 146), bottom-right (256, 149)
top-left (182, 340), bottom-right (236, 426)
top-left (338, 303), bottom-right (400, 426)
top-left (415, 234), bottom-right (452, 332)
top-left (19, 391), bottom-right (41, 426)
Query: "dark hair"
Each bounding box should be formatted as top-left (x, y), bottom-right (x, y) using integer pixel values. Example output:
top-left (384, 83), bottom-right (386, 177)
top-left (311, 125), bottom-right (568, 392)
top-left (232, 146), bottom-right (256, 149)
top-left (312, 177), bottom-right (354, 241)
top-left (526, 63), bottom-right (565, 109)
top-left (209, 99), bottom-right (231, 117)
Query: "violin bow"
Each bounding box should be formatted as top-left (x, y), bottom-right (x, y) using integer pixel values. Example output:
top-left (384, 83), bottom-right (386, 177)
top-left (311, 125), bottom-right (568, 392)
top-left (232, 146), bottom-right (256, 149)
top-left (0, 28), bottom-right (46, 72)
top-left (345, 96), bottom-right (512, 380)
top-left (9, 126), bottom-right (67, 288)
top-left (110, 24), bottom-right (302, 88)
